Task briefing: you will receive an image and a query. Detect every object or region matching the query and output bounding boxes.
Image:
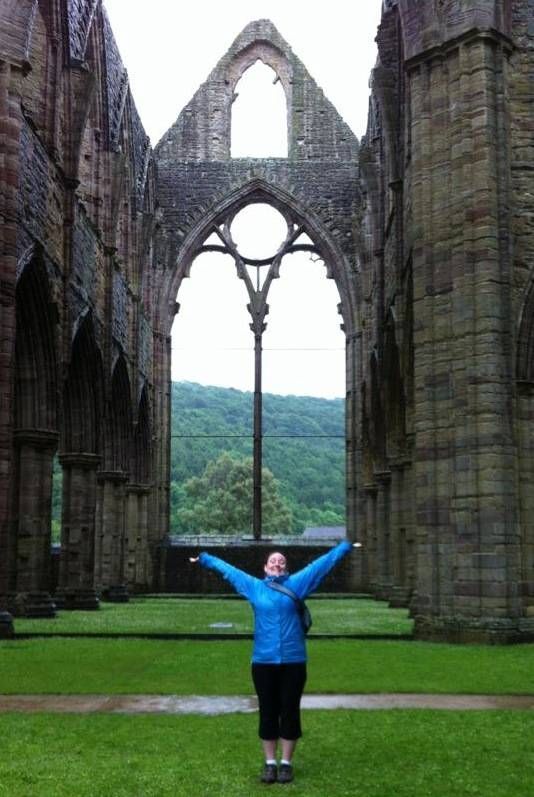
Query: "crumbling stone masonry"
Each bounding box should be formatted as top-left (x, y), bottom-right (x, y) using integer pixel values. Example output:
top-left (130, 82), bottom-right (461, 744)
top-left (1, 0), bottom-right (534, 642)
top-left (0, 0), bottom-right (161, 621)
top-left (360, 0), bottom-right (534, 641)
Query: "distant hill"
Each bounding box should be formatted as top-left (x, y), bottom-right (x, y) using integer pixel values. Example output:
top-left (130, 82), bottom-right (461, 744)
top-left (171, 381), bottom-right (345, 534)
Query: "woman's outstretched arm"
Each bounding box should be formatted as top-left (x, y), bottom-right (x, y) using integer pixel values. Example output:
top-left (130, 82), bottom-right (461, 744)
top-left (287, 541), bottom-right (361, 598)
top-left (189, 552), bottom-right (258, 601)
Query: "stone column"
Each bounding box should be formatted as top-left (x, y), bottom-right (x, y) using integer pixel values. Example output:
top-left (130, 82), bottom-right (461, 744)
top-left (0, 60), bottom-right (21, 635)
top-left (125, 483), bottom-right (151, 592)
top-left (7, 430), bottom-right (58, 617)
top-left (153, 331), bottom-right (171, 545)
top-left (374, 470), bottom-right (393, 600)
top-left (408, 32), bottom-right (526, 641)
top-left (95, 470), bottom-right (129, 601)
top-left (364, 482), bottom-right (378, 594)
top-left (346, 331), bottom-right (365, 590)
top-left (56, 453), bottom-right (100, 610)
top-left (517, 385), bottom-right (534, 617)
top-left (388, 461), bottom-right (415, 608)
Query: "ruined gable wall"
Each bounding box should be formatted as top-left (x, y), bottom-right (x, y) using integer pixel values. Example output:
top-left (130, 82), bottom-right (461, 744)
top-left (154, 20), bottom-right (362, 340)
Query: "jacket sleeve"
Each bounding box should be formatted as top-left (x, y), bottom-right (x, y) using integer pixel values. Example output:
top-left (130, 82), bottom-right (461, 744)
top-left (288, 541), bottom-right (352, 598)
top-left (198, 552), bottom-right (258, 601)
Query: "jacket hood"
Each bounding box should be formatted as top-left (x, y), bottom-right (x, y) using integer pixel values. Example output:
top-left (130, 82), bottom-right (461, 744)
top-left (264, 574), bottom-right (290, 583)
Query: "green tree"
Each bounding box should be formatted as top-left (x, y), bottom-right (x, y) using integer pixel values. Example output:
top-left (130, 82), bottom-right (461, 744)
top-left (174, 452), bottom-right (294, 535)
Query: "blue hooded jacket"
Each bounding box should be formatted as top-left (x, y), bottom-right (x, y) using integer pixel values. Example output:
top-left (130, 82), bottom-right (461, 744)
top-left (199, 541), bottom-right (352, 664)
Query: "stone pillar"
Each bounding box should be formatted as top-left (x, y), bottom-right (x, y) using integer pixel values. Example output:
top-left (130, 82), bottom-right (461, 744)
top-left (95, 470), bottom-right (129, 601)
top-left (374, 470), bottom-right (393, 600)
top-left (153, 332), bottom-right (171, 546)
top-left (125, 483), bottom-right (151, 592)
top-left (7, 430), bottom-right (58, 617)
top-left (364, 482), bottom-right (379, 594)
top-left (346, 331), bottom-right (365, 590)
top-left (0, 61), bottom-right (22, 626)
top-left (144, 330), bottom-right (171, 593)
top-left (56, 453), bottom-right (100, 610)
top-left (408, 31), bottom-right (527, 641)
top-left (389, 461), bottom-right (415, 608)
top-left (517, 385), bottom-right (534, 617)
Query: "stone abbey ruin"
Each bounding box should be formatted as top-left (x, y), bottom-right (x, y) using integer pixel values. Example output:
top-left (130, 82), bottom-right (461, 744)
top-left (1, 0), bottom-right (534, 642)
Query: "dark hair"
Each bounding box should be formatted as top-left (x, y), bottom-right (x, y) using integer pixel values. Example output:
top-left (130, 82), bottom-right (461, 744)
top-left (264, 550), bottom-right (286, 565)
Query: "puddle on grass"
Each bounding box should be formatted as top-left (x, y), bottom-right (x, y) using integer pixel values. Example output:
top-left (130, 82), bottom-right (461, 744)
top-left (209, 622), bottom-right (234, 629)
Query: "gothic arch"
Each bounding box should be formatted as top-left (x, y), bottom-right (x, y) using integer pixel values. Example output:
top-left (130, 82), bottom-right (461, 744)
top-left (62, 313), bottom-right (104, 454)
top-left (107, 355), bottom-right (133, 473)
top-left (15, 255), bottom-right (58, 432)
top-left (8, 253), bottom-right (59, 615)
top-left (133, 385), bottom-right (152, 483)
top-left (161, 179), bottom-right (360, 338)
top-left (516, 277), bottom-right (534, 381)
top-left (383, 311), bottom-right (406, 457)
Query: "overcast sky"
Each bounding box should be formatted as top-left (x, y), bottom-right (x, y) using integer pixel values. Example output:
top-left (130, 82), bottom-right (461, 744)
top-left (103, 0), bottom-right (382, 398)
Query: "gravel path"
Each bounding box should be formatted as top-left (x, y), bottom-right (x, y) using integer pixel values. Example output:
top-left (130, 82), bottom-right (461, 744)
top-left (1, 693), bottom-right (533, 714)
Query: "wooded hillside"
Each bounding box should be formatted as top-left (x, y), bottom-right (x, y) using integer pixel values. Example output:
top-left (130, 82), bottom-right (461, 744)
top-left (170, 382), bottom-right (345, 534)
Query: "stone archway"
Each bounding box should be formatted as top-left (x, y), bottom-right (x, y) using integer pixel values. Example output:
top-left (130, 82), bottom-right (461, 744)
top-left (152, 21), bottom-right (365, 567)
top-left (170, 184), bottom-right (358, 543)
top-left (8, 253), bottom-right (59, 617)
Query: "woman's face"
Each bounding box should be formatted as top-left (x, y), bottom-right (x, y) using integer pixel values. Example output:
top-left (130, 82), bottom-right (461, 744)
top-left (264, 552), bottom-right (287, 577)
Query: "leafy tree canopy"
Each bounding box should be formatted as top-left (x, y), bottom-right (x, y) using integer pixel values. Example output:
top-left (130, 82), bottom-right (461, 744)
top-left (175, 451), bottom-right (293, 536)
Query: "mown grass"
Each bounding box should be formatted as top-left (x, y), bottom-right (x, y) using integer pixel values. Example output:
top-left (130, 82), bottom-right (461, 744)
top-left (0, 710), bottom-right (533, 796)
top-left (13, 597), bottom-right (413, 636)
top-left (1, 637), bottom-right (533, 695)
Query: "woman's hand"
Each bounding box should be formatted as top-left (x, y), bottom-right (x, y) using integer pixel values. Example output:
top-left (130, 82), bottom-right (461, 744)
top-left (353, 542), bottom-right (362, 548)
top-left (189, 556), bottom-right (199, 563)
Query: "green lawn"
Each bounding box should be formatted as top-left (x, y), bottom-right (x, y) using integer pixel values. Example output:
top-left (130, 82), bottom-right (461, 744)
top-left (3, 606), bottom-right (534, 797)
top-left (0, 711), bottom-right (533, 796)
top-left (1, 637), bottom-right (533, 695)
top-left (13, 597), bottom-right (413, 636)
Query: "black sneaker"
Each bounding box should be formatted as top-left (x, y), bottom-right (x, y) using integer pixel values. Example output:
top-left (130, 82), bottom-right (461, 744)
top-left (260, 763), bottom-right (278, 784)
top-left (278, 763), bottom-right (294, 783)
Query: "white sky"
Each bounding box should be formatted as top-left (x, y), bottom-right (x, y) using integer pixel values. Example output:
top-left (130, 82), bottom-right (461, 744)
top-left (103, 0), bottom-right (382, 398)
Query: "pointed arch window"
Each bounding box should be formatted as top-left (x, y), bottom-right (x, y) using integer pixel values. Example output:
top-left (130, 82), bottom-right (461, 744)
top-left (231, 61), bottom-right (288, 157)
top-left (172, 201), bottom-right (344, 539)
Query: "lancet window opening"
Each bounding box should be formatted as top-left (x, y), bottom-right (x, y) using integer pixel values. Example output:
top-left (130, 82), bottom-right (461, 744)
top-left (198, 204), bottom-right (322, 540)
top-left (230, 59), bottom-right (288, 158)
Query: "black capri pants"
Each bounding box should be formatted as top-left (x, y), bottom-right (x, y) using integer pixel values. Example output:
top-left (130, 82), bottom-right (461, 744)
top-left (251, 662), bottom-right (307, 740)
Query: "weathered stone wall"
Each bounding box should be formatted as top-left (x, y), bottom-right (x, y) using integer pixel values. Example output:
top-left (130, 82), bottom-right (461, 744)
top-left (359, 0), bottom-right (534, 641)
top-left (0, 0), bottom-right (160, 620)
top-left (154, 20), bottom-right (362, 340)
top-left (160, 542), bottom-right (357, 594)
top-left (511, 0), bottom-right (534, 616)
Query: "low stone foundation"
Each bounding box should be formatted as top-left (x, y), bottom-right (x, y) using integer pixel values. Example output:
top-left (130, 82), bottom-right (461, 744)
top-left (414, 616), bottom-right (534, 645)
top-left (159, 538), bottom-right (360, 594)
top-left (0, 611), bottom-right (14, 638)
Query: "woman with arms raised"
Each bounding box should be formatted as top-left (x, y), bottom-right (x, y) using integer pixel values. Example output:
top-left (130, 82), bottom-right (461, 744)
top-left (189, 540), bottom-right (360, 784)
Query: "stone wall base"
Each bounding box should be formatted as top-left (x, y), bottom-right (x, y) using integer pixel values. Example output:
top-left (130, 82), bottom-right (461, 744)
top-left (389, 586), bottom-right (413, 609)
top-left (414, 616), bottom-right (534, 644)
top-left (0, 611), bottom-right (14, 638)
top-left (373, 583), bottom-right (394, 602)
top-left (54, 588), bottom-right (100, 611)
top-left (7, 592), bottom-right (56, 618)
top-left (101, 585), bottom-right (130, 603)
top-left (161, 540), bottom-right (358, 594)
